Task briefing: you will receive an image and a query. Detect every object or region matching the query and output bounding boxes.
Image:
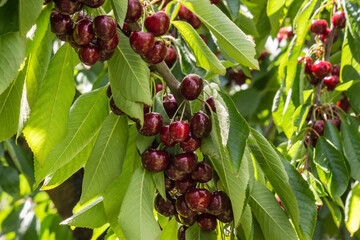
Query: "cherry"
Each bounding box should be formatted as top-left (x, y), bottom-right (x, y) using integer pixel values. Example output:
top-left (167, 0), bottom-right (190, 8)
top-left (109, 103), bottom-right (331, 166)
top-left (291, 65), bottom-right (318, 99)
top-left (170, 121), bottom-right (190, 142)
top-left (84, 0), bottom-right (104, 8)
top-left (78, 44), bottom-right (100, 65)
top-left (180, 134), bottom-right (201, 152)
top-left (190, 112), bottom-right (212, 139)
top-left (93, 15), bottom-right (116, 40)
top-left (119, 22), bottom-right (132, 37)
top-left (50, 12), bottom-right (73, 35)
top-left (44, 0), bottom-right (52, 5)
top-left (67, 31), bottom-right (81, 50)
top-left (188, 14), bottom-right (202, 29)
top-left (197, 214), bottom-right (217, 231)
top-left (191, 162), bottom-right (212, 183)
top-left (98, 32), bottom-right (119, 52)
top-left (178, 215), bottom-right (197, 227)
top-left (164, 175), bottom-right (175, 191)
top-left (206, 191), bottom-right (229, 215)
top-left (125, 0), bottom-right (143, 22)
top-left (216, 206), bottom-right (233, 223)
top-left (110, 98), bottom-right (124, 115)
top-left (145, 12), bottom-right (170, 37)
top-left (308, 75), bottom-right (321, 86)
top-left (332, 11), bottom-right (346, 29)
top-left (179, 74), bottom-right (203, 100)
top-left (176, 195), bottom-right (198, 218)
top-left (323, 75), bottom-right (340, 91)
top-left (321, 28), bottom-right (339, 43)
top-left (141, 148), bottom-right (169, 172)
top-left (332, 65), bottom-right (340, 76)
top-left (178, 5), bottom-right (192, 20)
top-left (155, 83), bottom-right (163, 93)
top-left (328, 119), bottom-right (341, 131)
top-left (310, 19), bottom-right (328, 35)
top-left (56, 34), bottom-right (68, 41)
top-left (143, 40), bottom-right (167, 64)
top-left (163, 94), bottom-right (178, 118)
top-left (54, 0), bottom-right (83, 15)
top-left (304, 57), bottom-right (313, 74)
top-left (160, 125), bottom-right (177, 147)
top-left (165, 163), bottom-right (188, 181)
top-left (312, 60), bottom-right (332, 79)
top-left (258, 50), bottom-right (268, 61)
top-left (106, 85), bottom-right (112, 98)
top-left (178, 226), bottom-right (187, 240)
top-left (165, 47), bottom-right (177, 68)
top-left (73, 19), bottom-right (95, 46)
top-left (205, 97), bottom-right (216, 113)
top-left (137, 112), bottom-right (163, 136)
top-left (337, 95), bottom-right (351, 112)
top-left (185, 188), bottom-right (211, 212)
top-left (99, 50), bottom-right (115, 62)
top-left (210, 0), bottom-right (221, 5)
top-left (129, 31), bottom-right (155, 55)
top-left (277, 32), bottom-right (283, 42)
top-left (317, 204), bottom-right (322, 212)
top-left (175, 176), bottom-right (196, 194)
top-left (154, 193), bottom-right (176, 216)
top-left (173, 152), bottom-right (198, 174)
top-left (228, 69), bottom-right (247, 85)
top-left (313, 120), bottom-right (325, 137)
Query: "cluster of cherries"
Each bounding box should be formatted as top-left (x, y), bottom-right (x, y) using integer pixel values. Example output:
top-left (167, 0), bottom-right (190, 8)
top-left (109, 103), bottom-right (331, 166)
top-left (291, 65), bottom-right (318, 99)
top-left (276, 26), bottom-right (294, 42)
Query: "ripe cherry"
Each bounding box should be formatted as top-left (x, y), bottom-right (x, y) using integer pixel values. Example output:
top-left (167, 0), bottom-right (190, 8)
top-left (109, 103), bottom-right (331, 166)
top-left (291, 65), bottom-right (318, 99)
top-left (170, 121), bottom-right (190, 142)
top-left (179, 74), bottom-right (203, 100)
top-left (178, 226), bottom-right (187, 240)
top-left (165, 47), bottom-right (177, 68)
top-left (137, 112), bottom-right (163, 136)
top-left (175, 176), bottom-right (196, 194)
top-left (141, 148), bottom-right (169, 172)
top-left (178, 215), bottom-right (197, 227)
top-left (154, 193), bottom-right (176, 216)
top-left (178, 5), bottom-right (192, 20)
top-left (328, 119), bottom-right (341, 131)
top-left (93, 15), bottom-right (116, 40)
top-left (129, 31), bottom-right (155, 55)
top-left (143, 40), bottom-right (167, 64)
top-left (216, 206), bottom-right (233, 223)
top-left (337, 95), bottom-right (351, 112)
top-left (50, 12), bottom-right (73, 35)
top-left (197, 214), bottom-right (217, 231)
top-left (99, 50), bottom-right (115, 61)
top-left (84, 0), bottom-right (105, 8)
top-left (310, 19), bottom-right (328, 35)
top-left (176, 195), bottom-right (198, 218)
top-left (304, 57), bottom-right (313, 74)
top-left (321, 28), bottom-right (339, 43)
top-left (228, 69), bottom-right (247, 85)
top-left (190, 112), bottom-right (212, 139)
top-left (173, 152), bottom-right (198, 174)
top-left (78, 44), bottom-right (100, 65)
top-left (210, 0), bottom-right (221, 5)
top-left (180, 134), bottom-right (201, 152)
top-left (332, 65), bottom-right (340, 76)
top-left (160, 125), bottom-right (177, 147)
top-left (54, 0), bottom-right (83, 15)
top-left (191, 162), bottom-right (213, 183)
top-left (324, 75), bottom-right (340, 91)
top-left (110, 98), bottom-right (124, 115)
top-left (206, 191), bottom-right (229, 215)
top-left (125, 0), bottom-right (143, 22)
top-left (332, 11), bottom-right (346, 29)
top-left (155, 83), bottom-right (163, 93)
top-left (205, 97), bottom-right (216, 113)
top-left (73, 19), bottom-right (95, 46)
top-left (145, 12), bottom-right (170, 37)
top-left (121, 22), bottom-right (132, 37)
top-left (185, 188), bottom-right (211, 212)
top-left (165, 163), bottom-right (188, 181)
top-left (313, 120), bottom-right (325, 136)
top-left (164, 175), bottom-right (175, 191)
top-left (188, 14), bottom-right (202, 29)
top-left (312, 60), bottom-right (332, 79)
top-left (163, 94), bottom-right (178, 118)
top-left (98, 32), bottom-right (119, 52)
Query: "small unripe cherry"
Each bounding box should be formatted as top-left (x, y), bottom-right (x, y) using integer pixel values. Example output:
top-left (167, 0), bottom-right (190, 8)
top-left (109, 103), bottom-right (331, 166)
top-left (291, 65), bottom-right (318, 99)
top-left (310, 19), bottom-right (328, 35)
top-left (332, 11), bottom-right (346, 29)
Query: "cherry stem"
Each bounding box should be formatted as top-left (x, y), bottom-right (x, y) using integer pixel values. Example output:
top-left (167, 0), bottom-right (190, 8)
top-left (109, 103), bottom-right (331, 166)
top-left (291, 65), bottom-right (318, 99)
top-left (170, 100), bottom-right (186, 124)
top-left (179, 102), bottom-right (187, 121)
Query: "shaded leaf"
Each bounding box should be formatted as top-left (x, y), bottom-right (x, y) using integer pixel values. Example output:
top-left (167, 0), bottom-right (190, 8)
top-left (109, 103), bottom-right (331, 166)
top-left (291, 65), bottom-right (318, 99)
top-left (185, 224), bottom-right (217, 240)
top-left (19, 0), bottom-right (43, 36)
top-left (345, 181), bottom-right (360, 236)
top-left (111, 0), bottom-right (127, 27)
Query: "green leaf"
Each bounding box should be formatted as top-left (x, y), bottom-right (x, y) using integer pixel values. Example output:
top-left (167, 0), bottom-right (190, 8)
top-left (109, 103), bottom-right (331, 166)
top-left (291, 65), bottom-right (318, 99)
top-left (172, 21), bottom-right (225, 75)
top-left (61, 197), bottom-right (107, 229)
top-left (152, 172), bottom-right (166, 200)
top-left (185, 224), bottom-right (217, 240)
top-left (0, 32), bottom-right (26, 95)
top-left (112, 90), bottom-right (144, 125)
top-left (249, 181), bottom-right (298, 240)
top-left (234, 11), bottom-right (259, 37)
top-left (0, 0), bottom-right (19, 36)
top-left (35, 87), bottom-right (109, 184)
top-left (19, 0), bottom-right (43, 37)
top-left (341, 120), bottom-right (360, 181)
top-left (179, 0), bottom-right (259, 69)
top-left (345, 181), bottom-right (360, 236)
top-left (314, 137), bottom-right (350, 199)
top-left (236, 204), bottom-right (253, 240)
top-left (0, 165), bottom-right (20, 198)
top-left (108, 31), bottom-right (152, 106)
top-left (23, 44), bottom-right (77, 166)
top-left (266, 0), bottom-right (285, 36)
top-left (119, 166), bottom-right (161, 240)
top-left (324, 121), bottom-right (342, 151)
top-left (159, 218), bottom-right (178, 240)
top-left (343, 0), bottom-right (360, 43)
top-left (111, 0), bottom-right (127, 27)
top-left (81, 114), bottom-right (128, 204)
top-left (323, 197), bottom-right (342, 227)
top-left (232, 88), bottom-right (261, 118)
top-left (153, 92), bottom-right (170, 124)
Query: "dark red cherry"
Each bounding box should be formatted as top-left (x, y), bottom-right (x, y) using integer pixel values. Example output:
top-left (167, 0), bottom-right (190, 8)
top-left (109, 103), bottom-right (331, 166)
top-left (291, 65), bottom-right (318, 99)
top-left (304, 57), bottom-right (313, 74)
top-left (56, 34), bottom-right (68, 41)
top-left (310, 19), bottom-right (328, 35)
top-left (93, 15), bottom-right (116, 40)
top-left (143, 40), bottom-right (167, 64)
top-left (155, 83), bottom-right (163, 93)
top-left (178, 226), bottom-right (187, 240)
top-left (129, 31), bottom-right (155, 55)
top-left (141, 148), bottom-right (169, 172)
top-left (109, 98), bottom-right (124, 115)
top-left (332, 65), bottom-right (340, 76)
top-left (178, 5), bottom-right (192, 20)
top-left (98, 32), bottom-right (119, 52)
top-left (188, 13), bottom-right (201, 29)
top-left (160, 125), bottom-right (177, 147)
top-left (125, 0), bottom-right (143, 22)
top-left (99, 50), bottom-right (115, 61)
top-left (67, 31), bottom-right (80, 50)
top-left (145, 11), bottom-right (170, 37)
top-left (179, 74), bottom-right (203, 100)
top-left (170, 121), bottom-right (190, 142)
top-left (73, 19), bottom-right (95, 46)
top-left (312, 60), bottom-right (332, 79)
top-left (54, 0), bottom-right (83, 15)
top-left (197, 214), bottom-right (217, 231)
top-left (321, 28), bottom-right (339, 43)
top-left (324, 75), bottom-right (340, 91)
top-left (191, 162), bottom-right (212, 183)
top-left (137, 112), bottom-right (163, 136)
top-left (180, 134), bottom-right (201, 152)
top-left (50, 12), bottom-right (73, 35)
top-left (328, 119), bottom-right (341, 131)
top-left (205, 97), bottom-right (216, 113)
top-left (210, 0), bottom-right (221, 5)
top-left (175, 176), bottom-right (196, 194)
top-left (337, 95), bottom-right (351, 112)
top-left (44, 0), bottom-right (52, 5)
top-left (200, 34), bottom-right (208, 45)
top-left (165, 164), bottom-right (188, 181)
top-left (185, 188), bottom-right (211, 212)
top-left (84, 0), bottom-right (105, 8)
top-left (165, 47), bottom-right (177, 68)
top-left (216, 205), bottom-right (233, 223)
top-left (228, 69), bottom-right (247, 85)
top-left (206, 191), bottom-right (229, 215)
top-left (190, 112), bottom-right (212, 139)
top-left (78, 44), bottom-right (100, 65)
top-left (277, 32), bottom-right (283, 42)
top-left (176, 195), bottom-right (198, 218)
top-left (120, 22), bottom-right (132, 37)
top-left (173, 152), bottom-right (197, 174)
top-left (313, 120), bottom-right (325, 136)
top-left (106, 85), bottom-right (112, 98)
top-left (163, 94), bottom-right (178, 118)
top-left (154, 193), bottom-right (176, 216)
top-left (332, 11), bottom-right (346, 29)
top-left (164, 175), bottom-right (175, 191)
top-left (178, 215), bottom-right (197, 227)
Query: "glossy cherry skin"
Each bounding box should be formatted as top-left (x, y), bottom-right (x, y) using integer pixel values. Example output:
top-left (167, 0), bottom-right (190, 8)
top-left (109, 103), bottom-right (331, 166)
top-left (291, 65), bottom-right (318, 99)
top-left (143, 40), bottom-right (167, 64)
top-left (165, 47), bottom-right (177, 68)
top-left (155, 83), bottom-right (163, 93)
top-left (332, 11), bottom-right (346, 29)
top-left (178, 215), bottom-right (197, 227)
top-left (165, 163), bottom-right (188, 181)
top-left (99, 50), bottom-right (115, 61)
top-left (191, 162), bottom-right (212, 183)
top-left (125, 0), bottom-right (143, 22)
top-left (178, 5), bottom-right (192, 20)
top-left (179, 74), bottom-right (203, 100)
top-left (310, 19), bottom-right (328, 35)
top-left (145, 12), bottom-right (170, 37)
top-left (170, 121), bottom-right (190, 142)
top-left (141, 148), bottom-right (169, 172)
top-left (137, 112), bottom-right (163, 136)
top-left (173, 152), bottom-right (198, 174)
top-left (205, 97), bottom-right (216, 113)
top-left (304, 57), bottom-right (313, 74)
top-left (120, 22), bottom-right (132, 37)
top-left (154, 193), bottom-right (176, 216)
top-left (190, 112), bottom-right (212, 139)
top-left (180, 134), bottom-right (201, 152)
top-left (110, 98), bottom-right (124, 115)
top-left (175, 176), bottom-right (197, 194)
top-left (50, 12), bottom-right (73, 35)
top-left (206, 191), bottom-right (229, 215)
top-left (313, 120), bottom-right (325, 136)
top-left (328, 119), bottom-right (341, 131)
top-left (84, 0), bottom-right (105, 8)
top-left (163, 94), bottom-right (178, 118)
top-left (321, 28), bottom-right (338, 43)
top-left (164, 175), bottom-right (175, 191)
top-left (178, 225), bottom-right (187, 240)
top-left (324, 75), bottom-right (340, 91)
top-left (188, 14), bottom-right (202, 29)
top-left (93, 15), bottom-right (116, 40)
top-left (312, 60), bottom-right (332, 79)
top-left (54, 0), bottom-right (83, 15)
top-left (98, 32), bottom-right (119, 52)
top-left (160, 125), bottom-right (177, 147)
top-left (210, 0), bottom-right (221, 5)
top-left (185, 188), bottom-right (211, 212)
top-left (197, 214), bottom-right (217, 231)
top-left (216, 206), bottom-right (233, 223)
top-left (73, 19), bottom-right (95, 46)
top-left (78, 44), bottom-right (100, 65)
top-left (332, 65), bottom-right (340, 76)
top-left (176, 195), bottom-right (198, 218)
top-left (129, 31), bottom-right (155, 55)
